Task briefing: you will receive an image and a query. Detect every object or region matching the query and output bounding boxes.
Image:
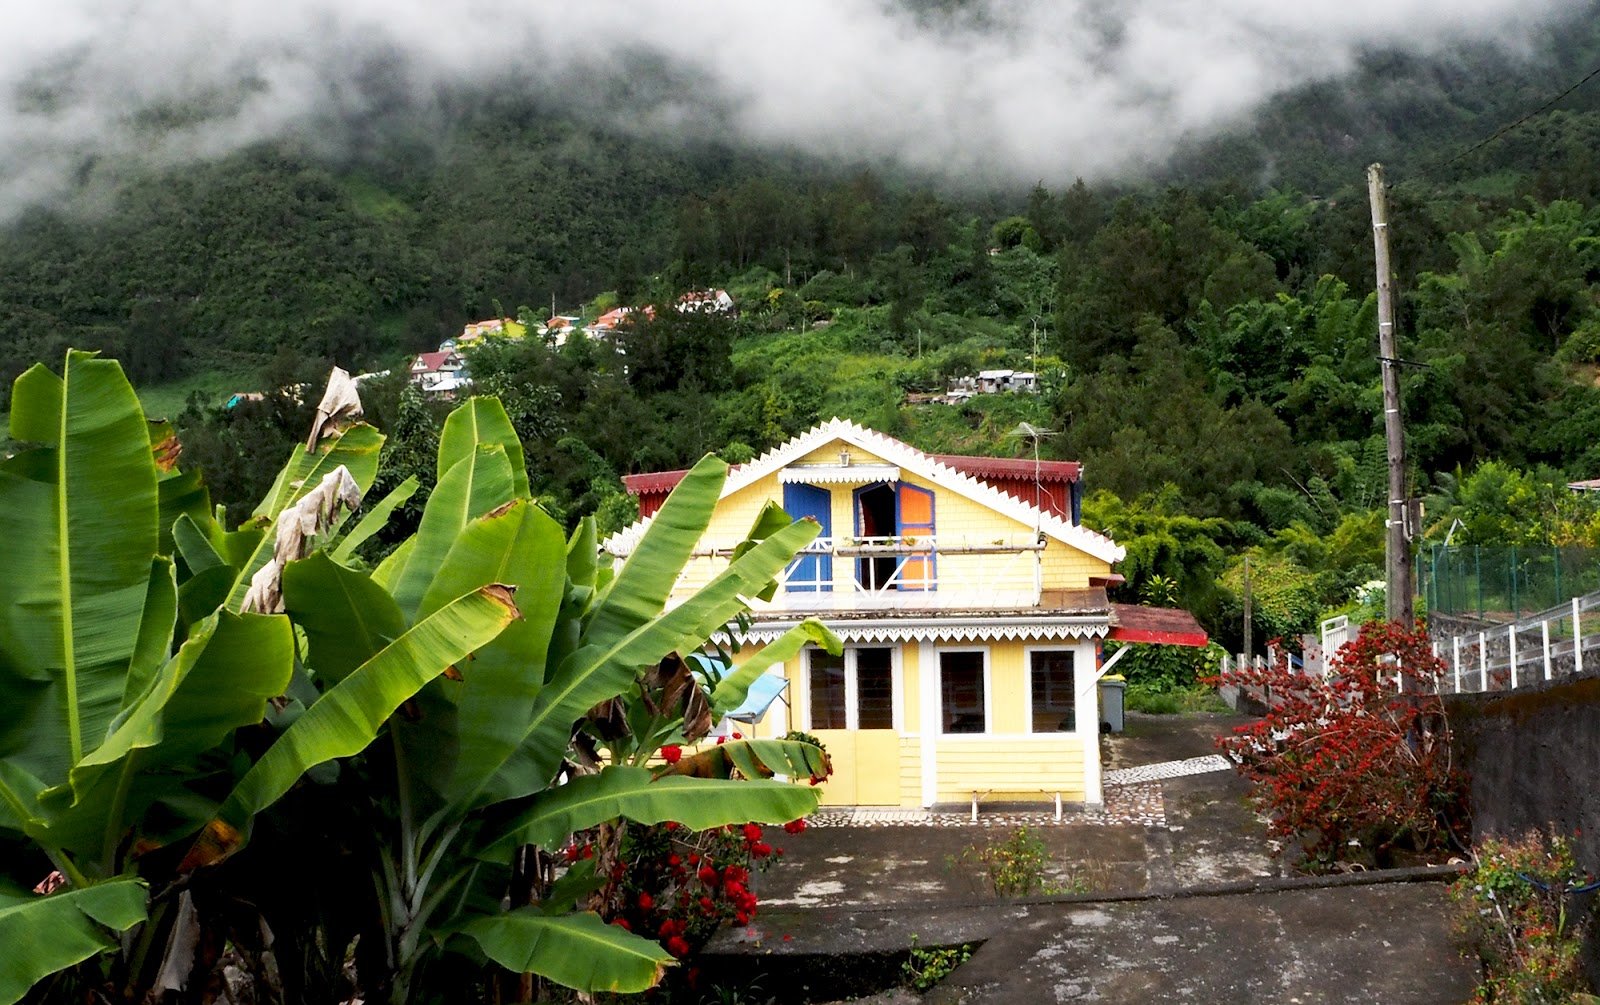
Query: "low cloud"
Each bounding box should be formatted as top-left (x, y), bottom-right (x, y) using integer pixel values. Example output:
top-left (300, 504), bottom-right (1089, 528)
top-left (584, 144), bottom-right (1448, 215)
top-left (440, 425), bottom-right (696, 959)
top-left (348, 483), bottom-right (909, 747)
top-left (0, 0), bottom-right (1586, 218)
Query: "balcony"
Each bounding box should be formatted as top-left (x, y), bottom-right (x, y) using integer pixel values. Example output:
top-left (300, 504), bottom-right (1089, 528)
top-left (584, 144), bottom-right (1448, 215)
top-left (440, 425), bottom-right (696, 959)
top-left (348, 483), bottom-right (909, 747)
top-left (671, 534), bottom-right (1050, 613)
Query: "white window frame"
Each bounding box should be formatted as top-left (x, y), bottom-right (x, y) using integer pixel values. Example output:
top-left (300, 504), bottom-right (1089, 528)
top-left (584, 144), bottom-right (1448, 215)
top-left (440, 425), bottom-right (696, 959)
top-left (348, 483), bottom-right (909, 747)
top-left (935, 645), bottom-right (992, 736)
top-left (1022, 645), bottom-right (1078, 735)
top-left (803, 644), bottom-right (902, 731)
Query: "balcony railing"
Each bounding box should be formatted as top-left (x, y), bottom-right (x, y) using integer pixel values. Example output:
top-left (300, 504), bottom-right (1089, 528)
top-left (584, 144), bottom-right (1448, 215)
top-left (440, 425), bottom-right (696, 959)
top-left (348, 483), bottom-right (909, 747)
top-left (671, 535), bottom-right (1049, 612)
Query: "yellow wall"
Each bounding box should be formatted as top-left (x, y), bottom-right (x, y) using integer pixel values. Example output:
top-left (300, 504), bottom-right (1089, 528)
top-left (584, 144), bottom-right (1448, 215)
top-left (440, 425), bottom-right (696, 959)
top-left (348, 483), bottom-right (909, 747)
top-left (674, 436), bottom-right (1112, 594)
top-left (739, 635), bottom-right (1091, 808)
top-left (933, 738), bottom-right (1085, 803)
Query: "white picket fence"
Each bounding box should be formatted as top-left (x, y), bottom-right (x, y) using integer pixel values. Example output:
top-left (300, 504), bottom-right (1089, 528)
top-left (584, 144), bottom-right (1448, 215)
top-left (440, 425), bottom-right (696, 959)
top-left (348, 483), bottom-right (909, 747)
top-left (1430, 592), bottom-right (1600, 694)
top-left (1215, 592), bottom-right (1600, 698)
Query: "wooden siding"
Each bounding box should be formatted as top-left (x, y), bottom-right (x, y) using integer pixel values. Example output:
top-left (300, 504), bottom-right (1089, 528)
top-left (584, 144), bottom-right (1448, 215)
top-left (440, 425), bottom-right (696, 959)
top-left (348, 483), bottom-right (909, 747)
top-left (934, 737), bottom-right (1086, 803)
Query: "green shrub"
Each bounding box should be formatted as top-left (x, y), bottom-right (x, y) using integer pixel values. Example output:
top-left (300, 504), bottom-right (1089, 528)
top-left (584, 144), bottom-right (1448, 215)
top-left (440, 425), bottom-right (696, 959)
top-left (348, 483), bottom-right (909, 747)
top-left (954, 826), bottom-right (1057, 896)
top-left (1449, 831), bottom-right (1597, 1004)
top-left (902, 937), bottom-right (974, 992)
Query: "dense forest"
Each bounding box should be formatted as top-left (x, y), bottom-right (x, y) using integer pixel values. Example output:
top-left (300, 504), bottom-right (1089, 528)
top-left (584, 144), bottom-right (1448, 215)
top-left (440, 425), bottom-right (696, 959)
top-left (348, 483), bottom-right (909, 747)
top-left (6, 8), bottom-right (1600, 654)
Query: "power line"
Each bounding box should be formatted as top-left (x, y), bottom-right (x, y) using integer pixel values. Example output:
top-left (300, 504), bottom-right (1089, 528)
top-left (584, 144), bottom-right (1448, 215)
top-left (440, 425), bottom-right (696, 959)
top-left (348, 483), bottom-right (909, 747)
top-left (1430, 60), bottom-right (1600, 172)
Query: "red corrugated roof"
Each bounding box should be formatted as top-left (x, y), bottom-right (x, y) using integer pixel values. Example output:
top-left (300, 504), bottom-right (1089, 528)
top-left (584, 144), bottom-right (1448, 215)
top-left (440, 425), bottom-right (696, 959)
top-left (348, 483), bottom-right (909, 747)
top-left (622, 469), bottom-right (691, 494)
top-left (933, 454), bottom-right (1081, 482)
top-left (413, 350), bottom-right (454, 371)
top-left (1108, 604), bottom-right (1209, 647)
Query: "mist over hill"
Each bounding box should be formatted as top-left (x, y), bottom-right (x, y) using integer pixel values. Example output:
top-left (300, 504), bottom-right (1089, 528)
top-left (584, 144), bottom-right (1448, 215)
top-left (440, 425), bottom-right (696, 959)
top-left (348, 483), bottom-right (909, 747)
top-left (3, 0), bottom-right (1597, 222)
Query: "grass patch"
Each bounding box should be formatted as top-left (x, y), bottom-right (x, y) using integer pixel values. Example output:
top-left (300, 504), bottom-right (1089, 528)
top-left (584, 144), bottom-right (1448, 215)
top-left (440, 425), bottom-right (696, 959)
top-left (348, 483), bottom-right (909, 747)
top-left (1125, 684), bottom-right (1230, 715)
top-left (136, 361), bottom-right (263, 419)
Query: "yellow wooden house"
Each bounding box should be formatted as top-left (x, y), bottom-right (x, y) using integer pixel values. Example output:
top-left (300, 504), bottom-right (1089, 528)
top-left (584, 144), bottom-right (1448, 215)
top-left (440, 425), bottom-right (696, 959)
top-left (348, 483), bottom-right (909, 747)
top-left (609, 419), bottom-right (1205, 812)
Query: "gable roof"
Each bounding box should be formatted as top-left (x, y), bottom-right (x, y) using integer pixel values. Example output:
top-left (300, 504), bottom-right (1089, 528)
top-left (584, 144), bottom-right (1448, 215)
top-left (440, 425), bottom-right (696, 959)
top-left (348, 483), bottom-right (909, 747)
top-left (412, 350), bottom-right (457, 372)
top-left (605, 417), bottom-right (1123, 564)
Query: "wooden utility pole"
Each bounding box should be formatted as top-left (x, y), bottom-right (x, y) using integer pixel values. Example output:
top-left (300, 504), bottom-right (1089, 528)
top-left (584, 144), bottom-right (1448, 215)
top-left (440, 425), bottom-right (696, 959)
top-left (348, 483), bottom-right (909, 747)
top-left (1367, 163), bottom-right (1414, 626)
top-left (1242, 555), bottom-right (1253, 663)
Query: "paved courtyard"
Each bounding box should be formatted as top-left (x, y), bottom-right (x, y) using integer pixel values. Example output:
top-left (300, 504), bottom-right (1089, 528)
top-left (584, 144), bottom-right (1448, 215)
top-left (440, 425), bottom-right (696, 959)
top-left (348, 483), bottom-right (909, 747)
top-left (709, 712), bottom-right (1476, 1003)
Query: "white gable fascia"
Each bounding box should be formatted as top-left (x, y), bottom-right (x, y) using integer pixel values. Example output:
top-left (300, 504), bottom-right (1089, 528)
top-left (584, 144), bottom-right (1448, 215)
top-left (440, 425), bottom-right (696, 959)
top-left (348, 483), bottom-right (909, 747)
top-left (603, 417), bottom-right (1125, 564)
top-left (727, 615), bottom-right (1111, 646)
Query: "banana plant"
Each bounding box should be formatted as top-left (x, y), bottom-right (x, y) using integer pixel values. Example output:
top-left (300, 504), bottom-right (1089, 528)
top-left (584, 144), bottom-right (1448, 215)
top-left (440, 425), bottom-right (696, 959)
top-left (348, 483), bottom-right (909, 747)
top-left (0, 354), bottom-right (523, 1004)
top-left (215, 397), bottom-right (842, 1000)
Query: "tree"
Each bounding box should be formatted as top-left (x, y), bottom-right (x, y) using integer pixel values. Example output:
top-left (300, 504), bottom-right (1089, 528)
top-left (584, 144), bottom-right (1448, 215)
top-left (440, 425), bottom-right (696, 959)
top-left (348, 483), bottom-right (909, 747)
top-left (1213, 621), bottom-right (1467, 868)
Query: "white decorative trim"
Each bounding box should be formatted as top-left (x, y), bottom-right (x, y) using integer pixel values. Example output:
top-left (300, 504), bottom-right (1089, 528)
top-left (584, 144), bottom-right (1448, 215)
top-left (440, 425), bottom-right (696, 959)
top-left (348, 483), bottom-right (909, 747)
top-left (779, 464), bottom-right (900, 484)
top-left (731, 616), bottom-right (1109, 646)
top-left (604, 418), bottom-right (1125, 564)
top-left (919, 642), bottom-right (938, 808)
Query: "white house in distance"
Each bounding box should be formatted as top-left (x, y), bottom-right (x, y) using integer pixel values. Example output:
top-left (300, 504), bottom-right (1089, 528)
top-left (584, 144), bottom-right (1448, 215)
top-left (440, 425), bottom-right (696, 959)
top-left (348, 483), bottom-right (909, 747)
top-left (676, 289), bottom-right (736, 315)
top-left (409, 349), bottom-right (468, 394)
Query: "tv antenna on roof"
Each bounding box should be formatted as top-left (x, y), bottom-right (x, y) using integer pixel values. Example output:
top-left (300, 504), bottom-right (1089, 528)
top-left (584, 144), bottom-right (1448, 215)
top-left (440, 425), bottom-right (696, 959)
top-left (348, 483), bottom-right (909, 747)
top-left (1009, 422), bottom-right (1056, 526)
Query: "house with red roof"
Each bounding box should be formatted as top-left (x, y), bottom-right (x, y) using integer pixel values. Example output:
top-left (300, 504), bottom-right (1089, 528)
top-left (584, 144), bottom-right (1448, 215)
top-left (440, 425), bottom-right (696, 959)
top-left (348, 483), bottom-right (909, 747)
top-left (409, 349), bottom-right (467, 394)
top-left (609, 419), bottom-right (1206, 813)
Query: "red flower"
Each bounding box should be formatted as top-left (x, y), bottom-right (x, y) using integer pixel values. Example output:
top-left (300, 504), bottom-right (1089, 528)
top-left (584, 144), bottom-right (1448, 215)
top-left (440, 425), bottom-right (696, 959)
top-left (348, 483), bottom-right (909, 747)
top-left (612, 917), bottom-right (632, 931)
top-left (743, 823), bottom-right (764, 842)
top-left (666, 936), bottom-right (690, 957)
top-left (664, 820), bottom-right (680, 830)
top-left (732, 731), bottom-right (743, 739)
top-left (716, 737), bottom-right (726, 745)
top-left (661, 745), bottom-right (682, 764)
top-left (783, 934), bottom-right (794, 941)
top-left (698, 865), bottom-right (719, 884)
top-left (637, 892), bottom-right (654, 910)
top-left (668, 853), bottom-right (682, 866)
top-left (750, 842), bottom-right (773, 858)
top-left (784, 819), bottom-right (807, 834)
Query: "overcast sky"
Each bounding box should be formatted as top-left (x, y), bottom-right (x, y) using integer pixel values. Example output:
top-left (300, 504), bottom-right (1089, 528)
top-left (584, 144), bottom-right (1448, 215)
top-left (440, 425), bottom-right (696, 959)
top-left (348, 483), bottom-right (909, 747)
top-left (0, 0), bottom-right (1588, 218)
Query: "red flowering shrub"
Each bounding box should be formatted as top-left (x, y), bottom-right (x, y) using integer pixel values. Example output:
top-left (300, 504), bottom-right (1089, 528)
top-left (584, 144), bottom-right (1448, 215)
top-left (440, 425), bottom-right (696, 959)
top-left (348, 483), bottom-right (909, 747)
top-left (1212, 620), bottom-right (1468, 868)
top-left (592, 817), bottom-right (807, 959)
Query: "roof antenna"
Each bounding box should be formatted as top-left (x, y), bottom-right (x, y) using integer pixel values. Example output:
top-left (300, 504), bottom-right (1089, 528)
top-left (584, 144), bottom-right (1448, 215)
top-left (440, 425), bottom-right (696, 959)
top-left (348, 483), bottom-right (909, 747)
top-left (1009, 422), bottom-right (1056, 531)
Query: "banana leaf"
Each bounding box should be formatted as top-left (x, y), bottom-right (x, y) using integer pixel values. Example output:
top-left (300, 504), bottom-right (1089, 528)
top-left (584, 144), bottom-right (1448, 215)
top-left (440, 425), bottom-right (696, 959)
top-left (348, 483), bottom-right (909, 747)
top-left (185, 583), bottom-right (521, 867)
top-left (387, 444), bottom-right (517, 620)
top-left (455, 909), bottom-right (670, 994)
top-left (0, 353), bottom-right (160, 787)
top-left (709, 619), bottom-right (840, 718)
top-left (507, 518), bottom-right (820, 804)
top-left (582, 455), bottom-right (725, 653)
top-left (475, 765), bottom-right (818, 858)
top-left (436, 397), bottom-right (529, 497)
top-left (282, 552), bottom-right (407, 687)
top-left (224, 424), bottom-right (384, 612)
top-left (30, 611), bottom-right (294, 862)
top-left (331, 475), bottom-right (419, 563)
top-left (411, 500), bottom-right (566, 807)
top-left (0, 877), bottom-right (148, 1005)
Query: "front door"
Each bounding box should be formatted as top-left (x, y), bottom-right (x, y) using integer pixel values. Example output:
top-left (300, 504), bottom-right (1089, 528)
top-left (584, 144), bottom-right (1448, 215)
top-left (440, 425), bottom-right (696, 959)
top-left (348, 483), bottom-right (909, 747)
top-left (805, 646), bottom-right (901, 805)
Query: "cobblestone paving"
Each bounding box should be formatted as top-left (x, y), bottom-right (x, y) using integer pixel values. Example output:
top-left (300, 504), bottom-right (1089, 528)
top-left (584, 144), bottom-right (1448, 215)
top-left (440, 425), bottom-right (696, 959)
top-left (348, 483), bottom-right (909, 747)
top-left (1102, 753), bottom-right (1231, 786)
top-left (805, 778), bottom-right (1166, 829)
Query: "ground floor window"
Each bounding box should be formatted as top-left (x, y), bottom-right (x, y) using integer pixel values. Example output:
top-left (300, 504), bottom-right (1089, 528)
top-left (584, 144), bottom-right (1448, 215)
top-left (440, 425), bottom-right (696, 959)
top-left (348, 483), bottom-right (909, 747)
top-left (939, 650), bottom-right (987, 733)
top-left (1029, 650), bottom-right (1076, 732)
top-left (807, 646), bottom-right (897, 730)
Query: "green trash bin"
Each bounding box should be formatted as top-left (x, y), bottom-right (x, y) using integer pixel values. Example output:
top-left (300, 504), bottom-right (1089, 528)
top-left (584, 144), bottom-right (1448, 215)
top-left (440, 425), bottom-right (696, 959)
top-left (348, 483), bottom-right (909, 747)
top-left (1099, 674), bottom-right (1127, 733)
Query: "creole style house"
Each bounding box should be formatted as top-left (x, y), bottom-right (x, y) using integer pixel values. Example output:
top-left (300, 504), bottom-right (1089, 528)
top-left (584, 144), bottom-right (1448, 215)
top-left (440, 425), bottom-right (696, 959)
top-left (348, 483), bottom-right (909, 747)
top-left (609, 419), bottom-right (1205, 813)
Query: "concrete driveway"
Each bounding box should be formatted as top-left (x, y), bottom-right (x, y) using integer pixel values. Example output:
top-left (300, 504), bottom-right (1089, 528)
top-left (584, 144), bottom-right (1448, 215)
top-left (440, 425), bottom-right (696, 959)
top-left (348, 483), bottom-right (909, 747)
top-left (707, 712), bottom-right (1477, 1003)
